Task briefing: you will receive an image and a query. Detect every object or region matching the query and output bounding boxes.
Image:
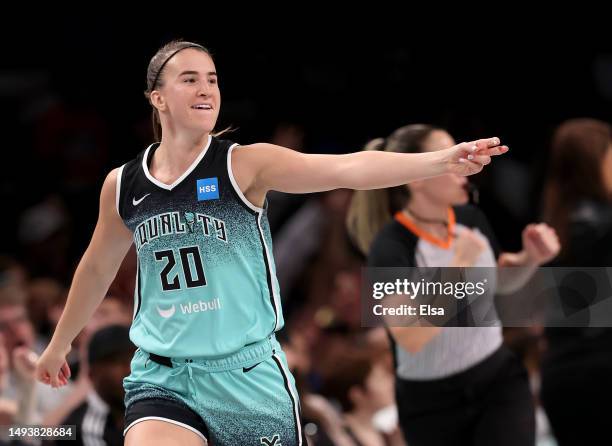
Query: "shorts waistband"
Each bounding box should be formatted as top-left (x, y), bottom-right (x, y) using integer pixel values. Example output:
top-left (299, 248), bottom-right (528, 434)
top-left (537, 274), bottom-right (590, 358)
top-left (144, 334), bottom-right (279, 373)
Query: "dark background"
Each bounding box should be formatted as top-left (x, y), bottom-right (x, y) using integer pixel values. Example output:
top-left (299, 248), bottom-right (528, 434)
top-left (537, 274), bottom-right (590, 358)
top-left (3, 16), bottom-right (611, 275)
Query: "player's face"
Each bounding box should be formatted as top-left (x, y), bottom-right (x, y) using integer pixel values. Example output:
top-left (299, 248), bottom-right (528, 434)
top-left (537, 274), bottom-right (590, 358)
top-left (157, 49), bottom-right (221, 135)
top-left (414, 130), bottom-right (470, 206)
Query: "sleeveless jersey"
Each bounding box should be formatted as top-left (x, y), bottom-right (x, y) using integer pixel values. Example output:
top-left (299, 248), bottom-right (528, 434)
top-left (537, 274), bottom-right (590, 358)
top-left (116, 136), bottom-right (283, 357)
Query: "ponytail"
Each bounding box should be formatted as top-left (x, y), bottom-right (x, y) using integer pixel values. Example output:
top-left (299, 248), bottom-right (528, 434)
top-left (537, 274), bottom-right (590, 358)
top-left (346, 138), bottom-right (394, 254)
top-left (346, 124), bottom-right (439, 254)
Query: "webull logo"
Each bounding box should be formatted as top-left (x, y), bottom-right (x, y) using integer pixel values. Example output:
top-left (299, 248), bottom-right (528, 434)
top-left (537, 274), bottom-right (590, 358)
top-left (157, 298), bottom-right (221, 318)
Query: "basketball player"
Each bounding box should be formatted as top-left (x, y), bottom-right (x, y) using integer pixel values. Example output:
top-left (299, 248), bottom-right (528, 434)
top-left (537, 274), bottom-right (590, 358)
top-left (36, 41), bottom-right (507, 446)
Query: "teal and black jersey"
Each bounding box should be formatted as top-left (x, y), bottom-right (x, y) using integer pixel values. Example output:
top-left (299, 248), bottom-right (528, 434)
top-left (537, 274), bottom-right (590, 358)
top-left (116, 136), bottom-right (283, 358)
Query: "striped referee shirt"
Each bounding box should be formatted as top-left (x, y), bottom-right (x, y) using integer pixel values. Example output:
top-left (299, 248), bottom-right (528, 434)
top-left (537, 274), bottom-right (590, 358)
top-left (368, 205), bottom-right (503, 380)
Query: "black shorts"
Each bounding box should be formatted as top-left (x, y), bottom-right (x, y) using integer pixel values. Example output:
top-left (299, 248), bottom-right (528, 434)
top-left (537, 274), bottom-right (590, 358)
top-left (125, 397), bottom-right (209, 442)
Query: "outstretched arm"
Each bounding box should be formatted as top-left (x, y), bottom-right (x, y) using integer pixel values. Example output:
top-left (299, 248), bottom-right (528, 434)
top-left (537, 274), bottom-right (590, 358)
top-left (232, 137), bottom-right (507, 204)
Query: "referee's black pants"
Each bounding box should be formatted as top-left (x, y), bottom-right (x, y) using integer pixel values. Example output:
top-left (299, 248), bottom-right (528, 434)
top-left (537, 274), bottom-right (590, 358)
top-left (395, 346), bottom-right (535, 446)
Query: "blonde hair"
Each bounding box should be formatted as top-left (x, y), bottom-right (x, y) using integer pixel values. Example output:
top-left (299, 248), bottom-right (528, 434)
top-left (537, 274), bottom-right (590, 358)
top-left (346, 124), bottom-right (440, 254)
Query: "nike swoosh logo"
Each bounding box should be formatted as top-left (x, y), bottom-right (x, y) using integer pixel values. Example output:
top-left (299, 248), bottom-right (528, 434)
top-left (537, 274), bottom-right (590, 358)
top-left (132, 194), bottom-right (151, 206)
top-left (242, 361), bottom-right (262, 373)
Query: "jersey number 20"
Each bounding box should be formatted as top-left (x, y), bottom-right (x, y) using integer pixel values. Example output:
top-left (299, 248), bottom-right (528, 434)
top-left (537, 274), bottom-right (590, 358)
top-left (154, 246), bottom-right (206, 291)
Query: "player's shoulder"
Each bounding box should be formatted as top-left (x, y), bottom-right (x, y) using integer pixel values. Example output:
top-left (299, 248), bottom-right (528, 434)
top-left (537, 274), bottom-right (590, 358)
top-left (113, 144), bottom-right (159, 188)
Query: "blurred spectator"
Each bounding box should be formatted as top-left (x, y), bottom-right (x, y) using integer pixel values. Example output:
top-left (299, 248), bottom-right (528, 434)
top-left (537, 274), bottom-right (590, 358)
top-left (26, 278), bottom-right (65, 341)
top-left (0, 256), bottom-right (28, 291)
top-left (540, 118), bottom-right (612, 446)
top-left (83, 296), bottom-right (132, 337)
top-left (0, 333), bottom-right (17, 427)
top-left (283, 319), bottom-right (395, 445)
top-left (322, 356), bottom-right (405, 446)
top-left (0, 285), bottom-right (35, 354)
top-left (274, 197), bottom-right (327, 296)
top-left (42, 296), bottom-right (132, 428)
top-left (50, 324), bottom-right (134, 446)
top-left (47, 295), bottom-right (132, 379)
top-left (275, 188), bottom-right (361, 320)
top-left (504, 327), bottom-right (556, 446)
top-left (0, 282), bottom-right (72, 428)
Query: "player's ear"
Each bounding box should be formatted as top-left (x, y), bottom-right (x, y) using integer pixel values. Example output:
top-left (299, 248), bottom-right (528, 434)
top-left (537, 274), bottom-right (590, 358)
top-left (150, 90), bottom-right (166, 112)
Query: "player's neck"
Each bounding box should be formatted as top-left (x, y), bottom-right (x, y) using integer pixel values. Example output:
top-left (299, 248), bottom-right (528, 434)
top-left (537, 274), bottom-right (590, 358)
top-left (152, 130), bottom-right (209, 171)
top-left (157, 129), bottom-right (211, 164)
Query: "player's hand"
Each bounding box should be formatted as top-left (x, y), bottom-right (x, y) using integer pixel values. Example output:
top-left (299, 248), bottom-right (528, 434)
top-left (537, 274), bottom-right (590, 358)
top-left (35, 343), bottom-right (72, 388)
top-left (446, 137), bottom-right (508, 176)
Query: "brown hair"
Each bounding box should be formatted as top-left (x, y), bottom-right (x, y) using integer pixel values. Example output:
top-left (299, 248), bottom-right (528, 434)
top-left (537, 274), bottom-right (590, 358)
top-left (543, 118), bottom-right (612, 253)
top-left (346, 124), bottom-right (441, 254)
top-left (322, 356), bottom-right (373, 412)
top-left (144, 40), bottom-right (231, 140)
